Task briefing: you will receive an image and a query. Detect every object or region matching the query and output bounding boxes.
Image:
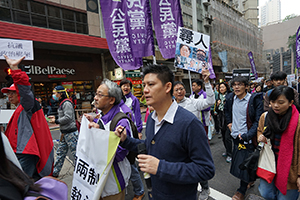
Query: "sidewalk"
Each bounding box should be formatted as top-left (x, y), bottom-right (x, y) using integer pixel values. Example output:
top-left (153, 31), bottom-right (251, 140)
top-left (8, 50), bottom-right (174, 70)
top-left (47, 122), bottom-right (60, 130)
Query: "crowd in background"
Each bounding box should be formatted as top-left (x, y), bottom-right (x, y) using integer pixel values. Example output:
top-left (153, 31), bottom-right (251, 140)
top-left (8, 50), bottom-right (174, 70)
top-left (1, 55), bottom-right (300, 200)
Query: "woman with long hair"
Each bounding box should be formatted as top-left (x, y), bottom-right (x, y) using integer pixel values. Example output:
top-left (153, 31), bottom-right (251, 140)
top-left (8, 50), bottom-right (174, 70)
top-left (257, 85), bottom-right (300, 200)
top-left (215, 82), bottom-right (233, 163)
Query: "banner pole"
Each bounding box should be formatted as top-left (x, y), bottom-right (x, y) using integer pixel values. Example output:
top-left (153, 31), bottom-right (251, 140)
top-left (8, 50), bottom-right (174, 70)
top-left (188, 70), bottom-right (192, 96)
top-left (153, 55), bottom-right (157, 65)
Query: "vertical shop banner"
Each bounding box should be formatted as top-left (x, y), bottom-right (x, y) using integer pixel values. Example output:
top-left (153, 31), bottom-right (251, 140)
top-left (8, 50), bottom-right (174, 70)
top-left (296, 26), bottom-right (300, 69)
top-left (174, 27), bottom-right (215, 77)
top-left (71, 116), bottom-right (120, 200)
top-left (100, 0), bottom-right (154, 70)
top-left (248, 51), bottom-right (258, 80)
top-left (150, 0), bottom-right (183, 59)
top-left (218, 50), bottom-right (228, 73)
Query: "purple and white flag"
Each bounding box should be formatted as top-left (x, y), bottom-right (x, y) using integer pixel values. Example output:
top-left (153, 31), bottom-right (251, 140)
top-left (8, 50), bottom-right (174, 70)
top-left (248, 51), bottom-right (258, 80)
top-left (150, 0), bottom-right (183, 59)
top-left (100, 0), bottom-right (154, 70)
top-left (296, 26), bottom-right (300, 69)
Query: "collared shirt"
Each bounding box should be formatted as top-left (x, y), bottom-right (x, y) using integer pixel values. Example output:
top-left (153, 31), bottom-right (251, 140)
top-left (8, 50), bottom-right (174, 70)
top-left (151, 100), bottom-right (178, 134)
top-left (231, 93), bottom-right (251, 139)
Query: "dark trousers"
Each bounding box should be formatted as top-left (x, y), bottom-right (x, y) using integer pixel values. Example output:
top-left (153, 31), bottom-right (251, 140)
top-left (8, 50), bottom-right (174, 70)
top-left (211, 110), bottom-right (219, 133)
top-left (222, 127), bottom-right (233, 157)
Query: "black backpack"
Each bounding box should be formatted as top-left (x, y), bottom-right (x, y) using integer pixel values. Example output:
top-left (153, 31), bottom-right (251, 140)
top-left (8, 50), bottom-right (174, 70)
top-left (110, 112), bottom-right (139, 164)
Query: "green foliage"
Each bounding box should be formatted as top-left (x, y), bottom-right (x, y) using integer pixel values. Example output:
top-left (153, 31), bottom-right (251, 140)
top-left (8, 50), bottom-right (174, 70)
top-left (287, 32), bottom-right (296, 50)
top-left (282, 14), bottom-right (297, 22)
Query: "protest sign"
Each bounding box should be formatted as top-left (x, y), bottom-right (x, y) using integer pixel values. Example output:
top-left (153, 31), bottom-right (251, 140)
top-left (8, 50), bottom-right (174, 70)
top-left (71, 116), bottom-right (120, 200)
top-left (174, 27), bottom-right (215, 78)
top-left (0, 38), bottom-right (33, 60)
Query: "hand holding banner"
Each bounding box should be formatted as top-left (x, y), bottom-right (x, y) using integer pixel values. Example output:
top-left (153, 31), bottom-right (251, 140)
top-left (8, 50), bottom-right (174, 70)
top-left (71, 116), bottom-right (120, 200)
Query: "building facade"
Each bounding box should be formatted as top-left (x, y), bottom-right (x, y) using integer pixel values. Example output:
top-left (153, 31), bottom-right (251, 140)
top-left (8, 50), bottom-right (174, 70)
top-left (222, 0), bottom-right (259, 26)
top-left (262, 16), bottom-right (300, 75)
top-left (260, 0), bottom-right (281, 27)
top-left (0, 0), bottom-right (112, 108)
top-left (210, 0), bottom-right (267, 79)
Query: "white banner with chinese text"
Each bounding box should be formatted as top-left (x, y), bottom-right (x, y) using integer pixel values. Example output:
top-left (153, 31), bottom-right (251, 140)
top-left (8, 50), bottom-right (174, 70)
top-left (71, 116), bottom-right (120, 200)
top-left (0, 38), bottom-right (34, 60)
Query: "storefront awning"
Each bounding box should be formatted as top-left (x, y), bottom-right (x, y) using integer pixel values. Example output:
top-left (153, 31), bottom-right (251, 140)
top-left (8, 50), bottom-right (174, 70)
top-left (0, 21), bottom-right (108, 50)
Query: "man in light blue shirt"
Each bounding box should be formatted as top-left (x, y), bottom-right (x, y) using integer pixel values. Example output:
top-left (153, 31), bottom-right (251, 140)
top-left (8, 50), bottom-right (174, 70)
top-left (224, 76), bottom-right (264, 200)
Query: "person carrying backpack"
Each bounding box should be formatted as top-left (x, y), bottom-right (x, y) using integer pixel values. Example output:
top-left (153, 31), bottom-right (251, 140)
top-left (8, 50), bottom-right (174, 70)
top-left (48, 85), bottom-right (78, 178)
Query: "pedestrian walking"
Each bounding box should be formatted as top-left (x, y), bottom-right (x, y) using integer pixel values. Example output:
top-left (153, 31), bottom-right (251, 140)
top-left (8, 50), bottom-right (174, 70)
top-left (257, 86), bottom-right (300, 200)
top-left (48, 85), bottom-right (78, 178)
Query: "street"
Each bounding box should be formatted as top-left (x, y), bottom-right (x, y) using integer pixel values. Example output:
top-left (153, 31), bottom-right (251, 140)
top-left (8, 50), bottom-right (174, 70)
top-left (51, 127), bottom-right (266, 200)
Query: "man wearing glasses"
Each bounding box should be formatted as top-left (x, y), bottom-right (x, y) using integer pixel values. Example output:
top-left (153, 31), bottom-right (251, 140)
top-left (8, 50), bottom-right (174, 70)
top-left (224, 76), bottom-right (264, 200)
top-left (86, 79), bottom-right (132, 200)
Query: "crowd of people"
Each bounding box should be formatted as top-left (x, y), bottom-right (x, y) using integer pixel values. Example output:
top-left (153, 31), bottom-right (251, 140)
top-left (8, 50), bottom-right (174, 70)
top-left (1, 55), bottom-right (300, 200)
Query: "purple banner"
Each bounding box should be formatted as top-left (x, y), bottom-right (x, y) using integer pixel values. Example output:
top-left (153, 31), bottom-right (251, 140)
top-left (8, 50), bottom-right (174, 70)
top-left (150, 0), bottom-right (183, 59)
top-left (100, 0), bottom-right (154, 70)
top-left (208, 46), bottom-right (216, 79)
top-left (248, 51), bottom-right (258, 80)
top-left (296, 26), bottom-right (300, 69)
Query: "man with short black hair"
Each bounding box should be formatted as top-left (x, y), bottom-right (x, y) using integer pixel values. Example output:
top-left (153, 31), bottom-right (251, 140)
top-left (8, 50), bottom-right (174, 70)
top-left (224, 76), bottom-right (264, 200)
top-left (115, 64), bottom-right (215, 200)
top-left (191, 79), bottom-right (211, 134)
top-left (264, 71), bottom-right (299, 111)
top-left (173, 73), bottom-right (215, 200)
top-left (263, 79), bottom-right (274, 93)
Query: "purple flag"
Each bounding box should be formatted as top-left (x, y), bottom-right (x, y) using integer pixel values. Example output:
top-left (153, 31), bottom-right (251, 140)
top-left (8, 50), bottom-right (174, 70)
top-left (208, 46), bottom-right (216, 79)
top-left (296, 26), bottom-right (300, 69)
top-left (100, 0), bottom-right (154, 70)
top-left (150, 0), bottom-right (183, 59)
top-left (248, 51), bottom-right (258, 80)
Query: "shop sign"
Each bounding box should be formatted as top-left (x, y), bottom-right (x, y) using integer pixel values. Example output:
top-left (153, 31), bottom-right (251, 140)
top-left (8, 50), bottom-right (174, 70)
top-left (48, 75), bottom-right (67, 80)
top-left (24, 65), bottom-right (76, 75)
top-left (125, 72), bottom-right (140, 78)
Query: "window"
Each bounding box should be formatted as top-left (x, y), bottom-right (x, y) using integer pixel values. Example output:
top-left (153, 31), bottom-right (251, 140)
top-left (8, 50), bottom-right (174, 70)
top-left (0, 0), bottom-right (88, 34)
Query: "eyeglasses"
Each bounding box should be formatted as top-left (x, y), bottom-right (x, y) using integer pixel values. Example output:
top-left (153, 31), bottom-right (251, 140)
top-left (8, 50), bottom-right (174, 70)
top-left (7, 91), bottom-right (17, 96)
top-left (174, 87), bottom-right (185, 92)
top-left (95, 92), bottom-right (110, 98)
top-left (232, 83), bottom-right (245, 87)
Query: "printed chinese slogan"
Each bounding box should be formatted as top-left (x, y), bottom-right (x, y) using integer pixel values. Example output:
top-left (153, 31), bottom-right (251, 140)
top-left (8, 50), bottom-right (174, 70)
top-left (174, 27), bottom-right (216, 78)
top-left (0, 38), bottom-right (34, 60)
top-left (99, 0), bottom-right (184, 70)
top-left (150, 0), bottom-right (183, 59)
top-left (71, 117), bottom-right (120, 200)
top-left (100, 0), bottom-right (154, 70)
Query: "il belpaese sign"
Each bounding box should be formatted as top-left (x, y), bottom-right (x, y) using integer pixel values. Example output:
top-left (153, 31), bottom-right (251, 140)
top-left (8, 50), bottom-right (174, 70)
top-left (24, 65), bottom-right (75, 75)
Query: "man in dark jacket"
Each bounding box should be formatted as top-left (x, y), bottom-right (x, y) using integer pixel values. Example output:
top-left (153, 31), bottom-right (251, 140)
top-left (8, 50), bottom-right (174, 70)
top-left (224, 76), bottom-right (264, 200)
top-left (115, 64), bottom-right (215, 200)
